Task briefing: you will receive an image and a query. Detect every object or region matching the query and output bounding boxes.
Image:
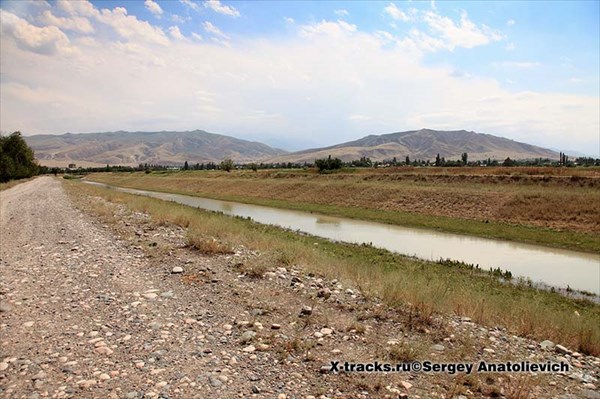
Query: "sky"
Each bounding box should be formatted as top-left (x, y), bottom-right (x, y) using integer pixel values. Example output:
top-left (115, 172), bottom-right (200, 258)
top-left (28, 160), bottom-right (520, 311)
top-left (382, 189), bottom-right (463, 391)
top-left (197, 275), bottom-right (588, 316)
top-left (0, 0), bottom-right (598, 155)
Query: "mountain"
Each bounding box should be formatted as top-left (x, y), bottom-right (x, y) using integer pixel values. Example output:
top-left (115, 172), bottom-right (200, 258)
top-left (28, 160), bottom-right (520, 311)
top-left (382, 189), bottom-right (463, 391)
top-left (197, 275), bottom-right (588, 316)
top-left (268, 129), bottom-right (559, 163)
top-left (25, 130), bottom-right (287, 167)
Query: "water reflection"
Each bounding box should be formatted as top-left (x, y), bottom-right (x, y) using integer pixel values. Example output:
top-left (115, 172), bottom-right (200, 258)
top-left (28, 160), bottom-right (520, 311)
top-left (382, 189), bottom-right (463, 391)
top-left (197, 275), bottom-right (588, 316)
top-left (315, 216), bottom-right (341, 226)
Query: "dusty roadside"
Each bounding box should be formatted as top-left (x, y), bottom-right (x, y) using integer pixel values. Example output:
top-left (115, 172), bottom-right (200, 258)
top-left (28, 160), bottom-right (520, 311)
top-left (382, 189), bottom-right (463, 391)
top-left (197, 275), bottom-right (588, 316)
top-left (0, 177), bottom-right (598, 399)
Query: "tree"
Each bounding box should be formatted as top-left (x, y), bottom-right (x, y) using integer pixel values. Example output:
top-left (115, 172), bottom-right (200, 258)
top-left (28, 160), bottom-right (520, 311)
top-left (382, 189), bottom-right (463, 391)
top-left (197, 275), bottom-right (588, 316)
top-left (183, 160), bottom-right (189, 170)
top-left (502, 157), bottom-right (514, 167)
top-left (435, 153), bottom-right (442, 167)
top-left (0, 132), bottom-right (38, 182)
top-left (220, 158), bottom-right (234, 172)
top-left (315, 155), bottom-right (342, 173)
top-left (405, 155), bottom-right (410, 165)
top-left (461, 152), bottom-right (468, 165)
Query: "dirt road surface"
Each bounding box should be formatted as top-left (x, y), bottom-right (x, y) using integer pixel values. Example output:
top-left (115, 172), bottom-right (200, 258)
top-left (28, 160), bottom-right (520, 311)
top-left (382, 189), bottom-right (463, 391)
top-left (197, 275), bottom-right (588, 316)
top-left (1, 177), bottom-right (598, 399)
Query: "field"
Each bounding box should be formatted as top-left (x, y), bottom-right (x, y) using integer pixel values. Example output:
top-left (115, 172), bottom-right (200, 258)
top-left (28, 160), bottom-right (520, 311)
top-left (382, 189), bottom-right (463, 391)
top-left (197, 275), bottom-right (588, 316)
top-left (63, 178), bottom-right (600, 356)
top-left (87, 167), bottom-right (600, 253)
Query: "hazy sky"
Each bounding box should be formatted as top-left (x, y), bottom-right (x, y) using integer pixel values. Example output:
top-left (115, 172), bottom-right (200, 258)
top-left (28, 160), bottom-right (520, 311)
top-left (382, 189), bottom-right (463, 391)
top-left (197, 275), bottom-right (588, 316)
top-left (1, 0), bottom-right (598, 155)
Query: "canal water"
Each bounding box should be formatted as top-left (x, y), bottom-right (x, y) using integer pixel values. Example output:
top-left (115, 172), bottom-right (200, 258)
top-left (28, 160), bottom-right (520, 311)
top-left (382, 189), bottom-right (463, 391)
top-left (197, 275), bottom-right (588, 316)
top-left (84, 181), bottom-right (600, 294)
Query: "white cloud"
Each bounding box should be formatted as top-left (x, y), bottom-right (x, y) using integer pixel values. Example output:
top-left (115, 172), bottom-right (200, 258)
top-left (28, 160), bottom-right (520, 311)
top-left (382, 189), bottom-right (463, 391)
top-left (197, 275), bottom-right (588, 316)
top-left (202, 21), bottom-right (229, 39)
top-left (144, 0), bottom-right (163, 17)
top-left (504, 42), bottom-right (515, 51)
top-left (57, 0), bottom-right (97, 17)
top-left (204, 0), bottom-right (240, 17)
top-left (0, 9), bottom-right (75, 55)
top-left (384, 3), bottom-right (411, 22)
top-left (180, 0), bottom-right (201, 13)
top-left (171, 14), bottom-right (189, 24)
top-left (284, 17), bottom-right (295, 24)
top-left (349, 114), bottom-right (372, 121)
top-left (493, 61), bottom-right (541, 68)
top-left (38, 10), bottom-right (94, 33)
top-left (191, 32), bottom-right (203, 41)
top-left (334, 9), bottom-right (349, 17)
top-left (300, 20), bottom-right (357, 38)
top-left (169, 26), bottom-right (185, 40)
top-left (96, 6), bottom-right (169, 46)
top-left (422, 10), bottom-right (503, 50)
top-left (507, 19), bottom-right (516, 26)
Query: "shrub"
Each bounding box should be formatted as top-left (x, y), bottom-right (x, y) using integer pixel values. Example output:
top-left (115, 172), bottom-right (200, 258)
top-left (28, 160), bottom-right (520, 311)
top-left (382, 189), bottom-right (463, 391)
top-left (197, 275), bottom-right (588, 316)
top-left (315, 155), bottom-right (342, 173)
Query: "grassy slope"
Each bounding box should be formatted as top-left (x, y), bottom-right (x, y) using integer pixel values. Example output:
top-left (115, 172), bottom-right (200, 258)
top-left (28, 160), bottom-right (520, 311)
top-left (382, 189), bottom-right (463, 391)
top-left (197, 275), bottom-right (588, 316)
top-left (64, 179), bottom-right (600, 356)
top-left (0, 177), bottom-right (37, 191)
top-left (87, 170), bottom-right (600, 253)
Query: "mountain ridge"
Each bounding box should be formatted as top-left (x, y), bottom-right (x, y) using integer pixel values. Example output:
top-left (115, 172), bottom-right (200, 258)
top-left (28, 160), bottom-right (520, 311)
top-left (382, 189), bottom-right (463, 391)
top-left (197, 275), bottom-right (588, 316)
top-left (25, 130), bottom-right (287, 167)
top-left (268, 128), bottom-right (559, 163)
top-left (23, 128), bottom-right (560, 166)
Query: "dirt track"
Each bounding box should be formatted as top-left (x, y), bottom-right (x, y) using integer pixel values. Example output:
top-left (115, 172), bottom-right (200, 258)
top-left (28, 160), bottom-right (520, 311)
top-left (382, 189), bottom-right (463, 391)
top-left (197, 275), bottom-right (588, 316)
top-left (1, 177), bottom-right (598, 399)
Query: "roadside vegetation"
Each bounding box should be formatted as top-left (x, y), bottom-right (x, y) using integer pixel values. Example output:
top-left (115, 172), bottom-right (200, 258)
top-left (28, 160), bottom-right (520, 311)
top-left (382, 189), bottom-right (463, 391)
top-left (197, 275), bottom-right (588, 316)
top-left (0, 132), bottom-right (39, 183)
top-left (87, 168), bottom-right (600, 253)
top-left (0, 177), bottom-right (36, 191)
top-left (64, 179), bottom-right (600, 355)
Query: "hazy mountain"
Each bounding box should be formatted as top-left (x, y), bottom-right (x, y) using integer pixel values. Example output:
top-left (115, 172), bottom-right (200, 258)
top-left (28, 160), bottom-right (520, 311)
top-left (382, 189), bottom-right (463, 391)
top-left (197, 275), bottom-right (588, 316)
top-left (268, 129), bottom-right (559, 163)
top-left (25, 130), bottom-right (287, 167)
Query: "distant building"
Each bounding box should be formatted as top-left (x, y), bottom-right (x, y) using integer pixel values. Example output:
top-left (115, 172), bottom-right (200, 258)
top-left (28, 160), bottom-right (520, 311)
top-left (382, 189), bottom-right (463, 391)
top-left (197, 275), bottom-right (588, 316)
top-left (68, 163), bottom-right (76, 169)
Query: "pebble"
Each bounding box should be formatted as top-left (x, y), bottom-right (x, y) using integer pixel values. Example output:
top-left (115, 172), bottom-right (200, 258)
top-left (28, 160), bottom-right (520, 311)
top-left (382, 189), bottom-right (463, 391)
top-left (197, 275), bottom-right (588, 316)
top-left (172, 266), bottom-right (184, 274)
top-left (0, 362), bottom-right (8, 371)
top-left (0, 302), bottom-right (12, 313)
top-left (540, 340), bottom-right (555, 350)
top-left (23, 321), bottom-right (35, 328)
top-left (431, 344), bottom-right (445, 352)
top-left (300, 306), bottom-right (312, 316)
top-left (240, 330), bottom-right (256, 343)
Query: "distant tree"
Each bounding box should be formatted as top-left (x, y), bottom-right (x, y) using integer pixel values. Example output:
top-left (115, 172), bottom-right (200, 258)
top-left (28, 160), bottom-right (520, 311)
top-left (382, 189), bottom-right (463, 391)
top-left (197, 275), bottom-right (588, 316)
top-left (220, 158), bottom-right (234, 172)
top-left (405, 155), bottom-right (410, 165)
top-left (461, 152), bottom-right (468, 165)
top-left (315, 155), bottom-right (343, 173)
top-left (0, 132), bottom-right (38, 183)
top-left (502, 157), bottom-right (514, 167)
top-left (435, 153), bottom-right (442, 167)
top-left (183, 161), bottom-right (189, 170)
top-left (249, 163), bottom-right (258, 172)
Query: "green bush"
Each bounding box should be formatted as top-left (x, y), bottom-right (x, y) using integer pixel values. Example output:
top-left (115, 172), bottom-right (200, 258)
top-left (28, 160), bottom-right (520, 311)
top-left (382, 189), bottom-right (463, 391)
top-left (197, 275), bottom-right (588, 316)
top-left (0, 132), bottom-right (38, 183)
top-left (315, 155), bottom-right (342, 172)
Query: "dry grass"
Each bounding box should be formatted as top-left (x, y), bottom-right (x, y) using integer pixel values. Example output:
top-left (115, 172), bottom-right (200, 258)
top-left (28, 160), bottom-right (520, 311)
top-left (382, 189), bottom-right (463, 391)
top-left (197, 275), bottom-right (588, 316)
top-left (63, 179), bottom-right (600, 356)
top-left (185, 233), bottom-right (233, 254)
top-left (0, 177), bottom-right (37, 191)
top-left (385, 341), bottom-right (421, 362)
top-left (236, 255), bottom-right (270, 278)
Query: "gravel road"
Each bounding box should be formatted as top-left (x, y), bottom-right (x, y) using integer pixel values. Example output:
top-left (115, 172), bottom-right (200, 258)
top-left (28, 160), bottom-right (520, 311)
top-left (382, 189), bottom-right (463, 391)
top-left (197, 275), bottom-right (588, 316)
top-left (1, 177), bottom-right (598, 399)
